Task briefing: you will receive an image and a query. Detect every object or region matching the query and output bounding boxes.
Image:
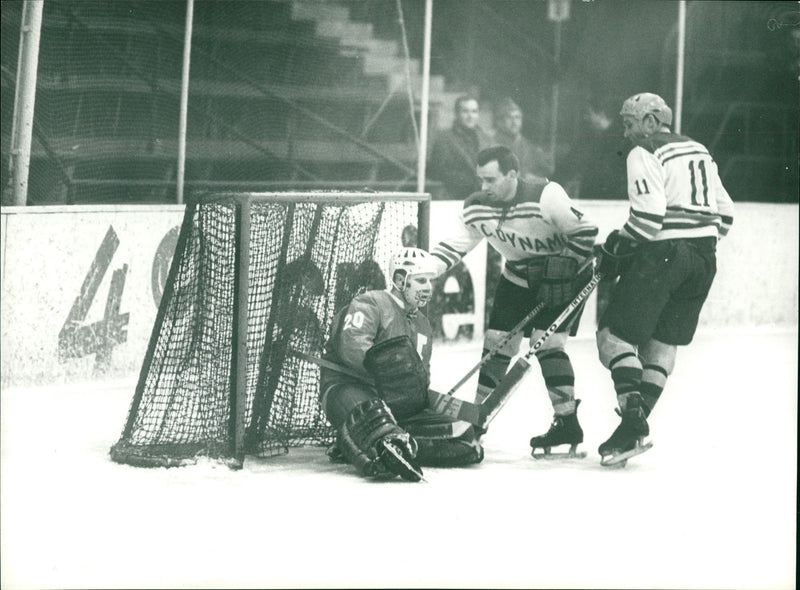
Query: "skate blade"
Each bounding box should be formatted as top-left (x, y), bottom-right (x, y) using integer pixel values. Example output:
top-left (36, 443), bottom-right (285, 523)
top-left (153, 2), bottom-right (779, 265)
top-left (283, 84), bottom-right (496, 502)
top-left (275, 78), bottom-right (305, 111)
top-left (531, 445), bottom-right (587, 460)
top-left (600, 441), bottom-right (653, 467)
top-left (379, 440), bottom-right (427, 482)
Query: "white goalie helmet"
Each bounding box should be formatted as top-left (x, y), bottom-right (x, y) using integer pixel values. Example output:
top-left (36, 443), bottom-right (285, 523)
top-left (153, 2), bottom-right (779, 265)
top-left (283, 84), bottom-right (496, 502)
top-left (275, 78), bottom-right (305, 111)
top-left (620, 93), bottom-right (673, 126)
top-left (390, 247), bottom-right (436, 308)
top-left (390, 247), bottom-right (435, 280)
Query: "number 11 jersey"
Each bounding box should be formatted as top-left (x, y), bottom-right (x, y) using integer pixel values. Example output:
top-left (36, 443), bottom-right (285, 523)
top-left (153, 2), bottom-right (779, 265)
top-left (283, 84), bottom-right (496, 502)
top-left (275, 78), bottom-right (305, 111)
top-left (621, 132), bottom-right (735, 243)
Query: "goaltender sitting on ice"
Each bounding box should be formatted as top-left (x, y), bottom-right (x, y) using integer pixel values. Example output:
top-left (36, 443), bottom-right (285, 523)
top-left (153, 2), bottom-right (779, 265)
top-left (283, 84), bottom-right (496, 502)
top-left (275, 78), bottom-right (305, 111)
top-left (320, 247), bottom-right (484, 481)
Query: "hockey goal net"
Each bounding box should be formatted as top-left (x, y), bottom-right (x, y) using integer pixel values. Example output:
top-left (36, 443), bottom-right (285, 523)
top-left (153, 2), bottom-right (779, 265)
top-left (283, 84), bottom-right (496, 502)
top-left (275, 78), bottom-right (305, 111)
top-left (110, 191), bottom-right (429, 468)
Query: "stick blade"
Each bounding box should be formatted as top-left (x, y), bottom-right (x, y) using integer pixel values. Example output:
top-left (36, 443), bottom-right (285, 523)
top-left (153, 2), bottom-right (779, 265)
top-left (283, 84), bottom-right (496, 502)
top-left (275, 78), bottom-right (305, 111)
top-left (479, 358), bottom-right (532, 429)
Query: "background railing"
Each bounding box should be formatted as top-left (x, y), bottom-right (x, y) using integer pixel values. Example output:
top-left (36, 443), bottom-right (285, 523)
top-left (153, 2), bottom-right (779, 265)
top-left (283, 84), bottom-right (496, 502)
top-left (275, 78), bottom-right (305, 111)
top-left (1, 0), bottom-right (797, 206)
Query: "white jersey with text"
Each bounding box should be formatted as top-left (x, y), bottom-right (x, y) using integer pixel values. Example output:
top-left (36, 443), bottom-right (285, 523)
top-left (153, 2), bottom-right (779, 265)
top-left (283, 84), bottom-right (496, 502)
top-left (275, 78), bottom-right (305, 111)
top-left (621, 132), bottom-right (735, 242)
top-left (430, 179), bottom-right (598, 287)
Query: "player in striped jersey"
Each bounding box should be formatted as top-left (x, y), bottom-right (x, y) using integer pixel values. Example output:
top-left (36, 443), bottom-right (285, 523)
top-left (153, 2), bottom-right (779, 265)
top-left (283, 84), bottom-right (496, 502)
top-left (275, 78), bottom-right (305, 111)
top-left (430, 145), bottom-right (599, 458)
top-left (595, 93), bottom-right (735, 466)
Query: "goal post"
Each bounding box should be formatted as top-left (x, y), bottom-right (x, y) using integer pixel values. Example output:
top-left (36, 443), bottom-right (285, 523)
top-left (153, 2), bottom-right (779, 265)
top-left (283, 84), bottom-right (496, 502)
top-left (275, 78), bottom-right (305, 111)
top-left (110, 191), bottom-right (430, 468)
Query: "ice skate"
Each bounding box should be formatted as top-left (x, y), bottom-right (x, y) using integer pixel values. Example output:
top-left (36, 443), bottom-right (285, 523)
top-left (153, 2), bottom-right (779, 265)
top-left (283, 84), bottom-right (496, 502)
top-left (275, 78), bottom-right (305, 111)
top-left (599, 396), bottom-right (652, 467)
top-left (530, 400), bottom-right (586, 459)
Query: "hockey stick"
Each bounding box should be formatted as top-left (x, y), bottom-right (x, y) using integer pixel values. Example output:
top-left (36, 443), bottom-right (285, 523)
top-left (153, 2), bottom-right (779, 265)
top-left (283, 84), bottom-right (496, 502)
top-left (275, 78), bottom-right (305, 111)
top-left (443, 300), bottom-right (547, 397)
top-left (443, 257), bottom-right (595, 398)
top-left (478, 271), bottom-right (604, 430)
top-left (292, 351), bottom-right (484, 427)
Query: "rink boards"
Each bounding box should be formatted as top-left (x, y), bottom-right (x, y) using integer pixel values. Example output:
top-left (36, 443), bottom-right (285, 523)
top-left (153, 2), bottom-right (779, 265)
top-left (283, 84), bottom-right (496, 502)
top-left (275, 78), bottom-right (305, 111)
top-left (1, 201), bottom-right (797, 387)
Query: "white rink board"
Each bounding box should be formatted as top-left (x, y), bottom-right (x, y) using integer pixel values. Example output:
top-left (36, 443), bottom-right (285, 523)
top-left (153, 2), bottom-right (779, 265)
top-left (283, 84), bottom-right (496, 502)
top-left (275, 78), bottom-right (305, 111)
top-left (1, 205), bottom-right (184, 387)
top-left (1, 201), bottom-right (797, 387)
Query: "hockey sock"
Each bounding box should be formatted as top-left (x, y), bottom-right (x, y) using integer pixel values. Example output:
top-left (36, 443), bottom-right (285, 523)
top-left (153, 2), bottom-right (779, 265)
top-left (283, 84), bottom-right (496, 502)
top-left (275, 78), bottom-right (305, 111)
top-left (475, 351), bottom-right (512, 403)
top-left (608, 352), bottom-right (643, 410)
top-left (535, 349), bottom-right (576, 415)
top-left (640, 364), bottom-right (668, 417)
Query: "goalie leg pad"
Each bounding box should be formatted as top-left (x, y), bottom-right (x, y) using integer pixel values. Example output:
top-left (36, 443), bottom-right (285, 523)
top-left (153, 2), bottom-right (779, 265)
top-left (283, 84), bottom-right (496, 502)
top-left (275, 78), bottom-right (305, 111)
top-left (322, 381), bottom-right (376, 430)
top-left (364, 335), bottom-right (428, 420)
top-left (402, 410), bottom-right (484, 467)
top-left (415, 429), bottom-right (484, 467)
top-left (338, 398), bottom-right (421, 480)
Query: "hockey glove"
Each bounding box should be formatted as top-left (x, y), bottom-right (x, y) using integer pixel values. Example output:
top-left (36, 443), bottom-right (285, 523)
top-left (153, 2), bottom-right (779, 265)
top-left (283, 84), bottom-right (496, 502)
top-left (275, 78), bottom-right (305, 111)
top-left (595, 230), bottom-right (636, 280)
top-left (527, 255), bottom-right (580, 308)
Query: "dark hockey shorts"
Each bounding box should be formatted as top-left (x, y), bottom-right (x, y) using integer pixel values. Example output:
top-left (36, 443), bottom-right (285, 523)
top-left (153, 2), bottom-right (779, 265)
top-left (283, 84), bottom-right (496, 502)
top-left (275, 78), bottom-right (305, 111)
top-left (488, 276), bottom-right (585, 336)
top-left (599, 237), bottom-right (717, 346)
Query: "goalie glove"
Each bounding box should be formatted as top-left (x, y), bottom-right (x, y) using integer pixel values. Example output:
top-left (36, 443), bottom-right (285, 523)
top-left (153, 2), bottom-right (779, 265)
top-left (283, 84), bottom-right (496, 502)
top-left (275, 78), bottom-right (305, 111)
top-left (363, 335), bottom-right (428, 419)
top-left (595, 230), bottom-right (636, 280)
top-left (338, 398), bottom-right (423, 482)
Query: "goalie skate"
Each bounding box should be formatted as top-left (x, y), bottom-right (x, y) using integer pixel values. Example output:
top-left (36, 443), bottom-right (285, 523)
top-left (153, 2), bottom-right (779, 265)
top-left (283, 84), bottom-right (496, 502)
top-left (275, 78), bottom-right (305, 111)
top-left (599, 439), bottom-right (653, 468)
top-left (378, 439), bottom-right (426, 483)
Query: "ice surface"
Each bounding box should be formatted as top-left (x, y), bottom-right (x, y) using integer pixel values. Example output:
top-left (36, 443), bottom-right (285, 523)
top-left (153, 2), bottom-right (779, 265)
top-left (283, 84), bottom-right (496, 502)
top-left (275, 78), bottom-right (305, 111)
top-left (1, 330), bottom-right (796, 589)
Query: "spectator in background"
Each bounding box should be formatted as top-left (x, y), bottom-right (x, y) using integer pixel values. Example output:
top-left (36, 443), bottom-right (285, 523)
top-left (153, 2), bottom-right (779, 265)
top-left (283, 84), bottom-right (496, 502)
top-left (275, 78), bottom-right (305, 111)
top-left (492, 97), bottom-right (554, 181)
top-left (428, 95), bottom-right (491, 200)
top-left (552, 98), bottom-right (630, 338)
top-left (555, 98), bottom-right (628, 200)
